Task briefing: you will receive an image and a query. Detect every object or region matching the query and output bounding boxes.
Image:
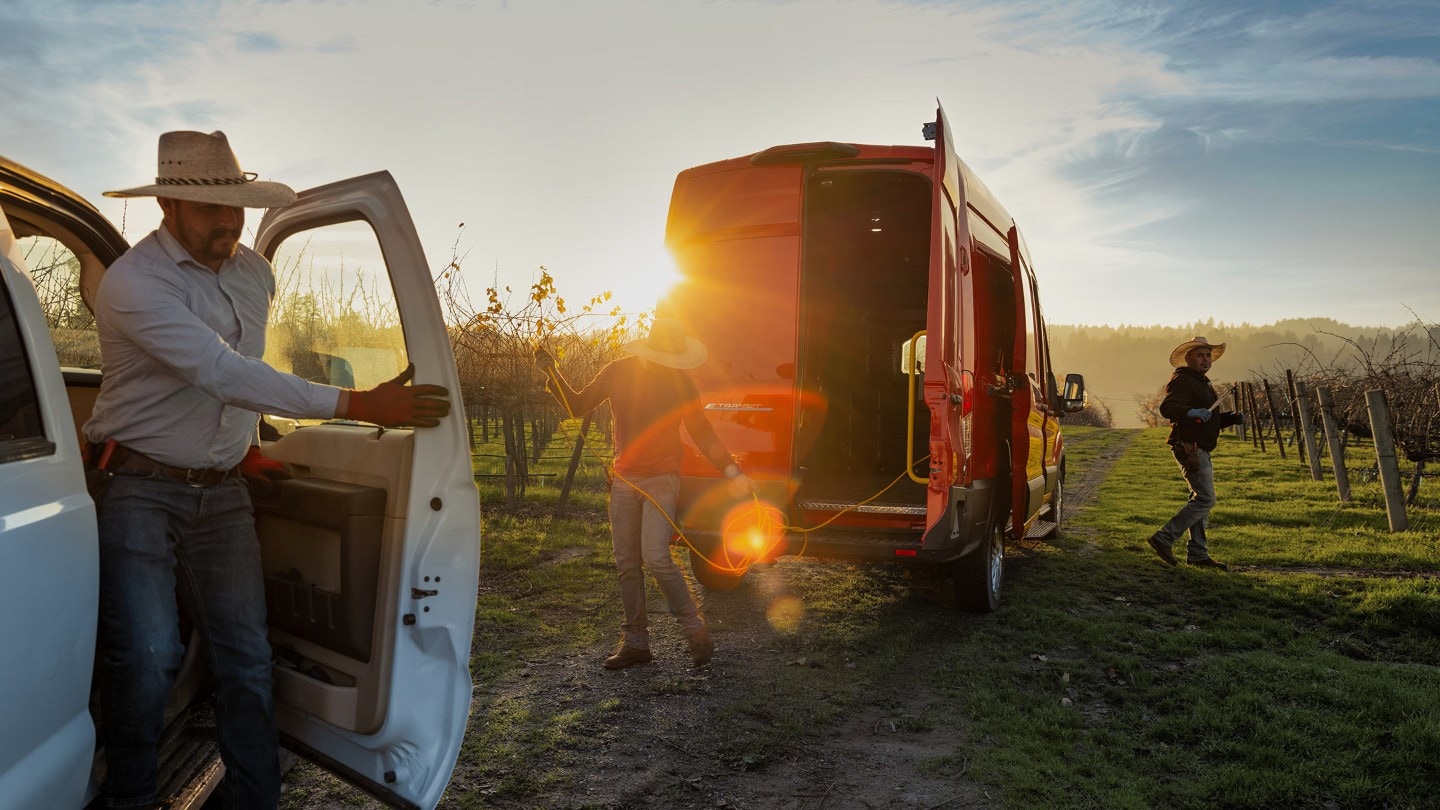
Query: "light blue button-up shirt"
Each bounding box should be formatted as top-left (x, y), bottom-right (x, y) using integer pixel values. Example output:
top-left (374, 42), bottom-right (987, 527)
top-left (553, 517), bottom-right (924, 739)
top-left (83, 226), bottom-right (341, 469)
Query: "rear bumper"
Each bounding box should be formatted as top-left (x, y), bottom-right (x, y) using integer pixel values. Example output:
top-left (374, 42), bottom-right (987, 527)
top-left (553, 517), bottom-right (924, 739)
top-left (677, 479), bottom-right (1000, 565)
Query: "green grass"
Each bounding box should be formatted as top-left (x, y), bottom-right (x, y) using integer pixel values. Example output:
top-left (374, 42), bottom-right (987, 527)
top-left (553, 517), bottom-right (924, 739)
top-left (423, 425), bottom-right (1440, 808)
top-left (931, 429), bottom-right (1440, 808)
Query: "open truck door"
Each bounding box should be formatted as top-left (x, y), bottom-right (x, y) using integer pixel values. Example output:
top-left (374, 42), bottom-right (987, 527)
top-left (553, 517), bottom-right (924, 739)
top-left (1, 158), bottom-right (478, 809)
top-left (252, 172), bottom-right (480, 810)
top-left (0, 197), bottom-right (100, 810)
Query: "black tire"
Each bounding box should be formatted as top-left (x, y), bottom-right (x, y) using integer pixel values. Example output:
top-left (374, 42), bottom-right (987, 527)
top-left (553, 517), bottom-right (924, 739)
top-left (1041, 471), bottom-right (1064, 539)
top-left (688, 539), bottom-right (746, 591)
top-left (954, 519), bottom-right (1005, 612)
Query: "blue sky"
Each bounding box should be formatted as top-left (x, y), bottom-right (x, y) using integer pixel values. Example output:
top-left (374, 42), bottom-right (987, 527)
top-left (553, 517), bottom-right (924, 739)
top-left (2, 0), bottom-right (1436, 327)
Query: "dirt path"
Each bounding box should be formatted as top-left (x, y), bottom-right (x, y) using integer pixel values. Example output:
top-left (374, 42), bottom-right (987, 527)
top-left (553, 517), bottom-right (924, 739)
top-left (1052, 429), bottom-right (1138, 524)
top-left (282, 431), bottom-right (1141, 810)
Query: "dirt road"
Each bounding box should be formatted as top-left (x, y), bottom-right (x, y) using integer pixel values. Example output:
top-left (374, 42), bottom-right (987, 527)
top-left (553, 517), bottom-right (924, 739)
top-left (282, 431), bottom-right (1139, 809)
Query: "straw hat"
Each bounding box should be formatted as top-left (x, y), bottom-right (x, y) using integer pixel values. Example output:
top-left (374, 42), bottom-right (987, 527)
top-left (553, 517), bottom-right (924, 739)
top-left (1170, 336), bottom-right (1226, 368)
top-left (104, 130), bottom-right (296, 208)
top-left (623, 317), bottom-right (708, 370)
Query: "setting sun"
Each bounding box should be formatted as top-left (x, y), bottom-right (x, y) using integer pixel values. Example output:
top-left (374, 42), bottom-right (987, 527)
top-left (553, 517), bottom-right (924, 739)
top-left (617, 243), bottom-right (683, 314)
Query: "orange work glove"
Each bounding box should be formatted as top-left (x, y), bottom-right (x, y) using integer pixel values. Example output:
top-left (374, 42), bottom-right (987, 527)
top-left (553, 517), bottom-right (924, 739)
top-left (345, 364), bottom-right (451, 428)
top-left (240, 445), bottom-right (289, 481)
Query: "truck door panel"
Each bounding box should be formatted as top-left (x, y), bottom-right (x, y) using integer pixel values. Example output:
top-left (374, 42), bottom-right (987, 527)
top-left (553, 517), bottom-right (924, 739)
top-left (252, 173), bottom-right (480, 809)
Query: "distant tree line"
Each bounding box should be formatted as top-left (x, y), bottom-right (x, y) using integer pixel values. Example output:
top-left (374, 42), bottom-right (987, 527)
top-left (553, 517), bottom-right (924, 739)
top-left (1050, 316), bottom-right (1440, 429)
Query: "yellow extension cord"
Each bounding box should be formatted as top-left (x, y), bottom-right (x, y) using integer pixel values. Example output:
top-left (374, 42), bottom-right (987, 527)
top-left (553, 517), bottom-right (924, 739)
top-left (536, 355), bottom-right (928, 575)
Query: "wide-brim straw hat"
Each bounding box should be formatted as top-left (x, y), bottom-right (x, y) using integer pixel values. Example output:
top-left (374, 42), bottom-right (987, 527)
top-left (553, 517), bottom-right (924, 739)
top-left (1170, 336), bottom-right (1226, 367)
top-left (623, 317), bottom-right (708, 370)
top-left (104, 130), bottom-right (297, 208)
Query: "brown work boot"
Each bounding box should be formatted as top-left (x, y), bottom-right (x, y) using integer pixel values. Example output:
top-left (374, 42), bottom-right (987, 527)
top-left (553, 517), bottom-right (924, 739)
top-left (1146, 534), bottom-right (1178, 567)
top-left (686, 627), bottom-right (715, 667)
top-left (603, 644), bottom-right (653, 670)
top-left (1189, 557), bottom-right (1230, 571)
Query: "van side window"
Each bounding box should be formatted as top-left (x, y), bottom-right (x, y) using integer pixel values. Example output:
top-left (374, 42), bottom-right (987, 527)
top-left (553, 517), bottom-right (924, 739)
top-left (0, 279), bottom-right (49, 460)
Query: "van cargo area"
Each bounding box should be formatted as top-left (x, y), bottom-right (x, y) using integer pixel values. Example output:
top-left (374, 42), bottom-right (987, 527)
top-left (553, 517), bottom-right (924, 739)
top-left (793, 168), bottom-right (931, 533)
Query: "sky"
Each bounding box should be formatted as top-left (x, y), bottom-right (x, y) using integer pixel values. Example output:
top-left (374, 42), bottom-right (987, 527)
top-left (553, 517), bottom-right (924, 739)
top-left (2, 0), bottom-right (1437, 329)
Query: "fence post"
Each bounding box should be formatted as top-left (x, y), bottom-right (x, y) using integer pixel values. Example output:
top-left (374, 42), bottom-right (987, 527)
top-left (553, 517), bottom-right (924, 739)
top-left (556, 413), bottom-right (593, 510)
top-left (1286, 370), bottom-right (1307, 465)
top-left (1263, 379), bottom-right (1286, 459)
top-left (1249, 383), bottom-right (1267, 452)
top-left (1365, 389), bottom-right (1409, 532)
top-left (1406, 460), bottom-right (1426, 507)
top-left (1315, 386), bottom-right (1351, 502)
top-left (1228, 383), bottom-right (1246, 440)
top-left (1294, 382), bottom-right (1323, 481)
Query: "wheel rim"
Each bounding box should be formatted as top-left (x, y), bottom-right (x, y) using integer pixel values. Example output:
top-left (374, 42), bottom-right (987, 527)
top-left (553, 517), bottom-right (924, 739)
top-left (988, 526), bottom-right (1004, 595)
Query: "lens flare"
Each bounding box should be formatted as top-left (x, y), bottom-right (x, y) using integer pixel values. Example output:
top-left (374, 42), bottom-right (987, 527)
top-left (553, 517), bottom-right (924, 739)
top-left (720, 500), bottom-right (785, 574)
top-left (766, 595), bottom-right (805, 634)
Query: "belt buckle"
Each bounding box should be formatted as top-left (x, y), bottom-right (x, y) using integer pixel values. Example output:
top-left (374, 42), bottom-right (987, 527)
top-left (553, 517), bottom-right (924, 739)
top-left (185, 468), bottom-right (211, 488)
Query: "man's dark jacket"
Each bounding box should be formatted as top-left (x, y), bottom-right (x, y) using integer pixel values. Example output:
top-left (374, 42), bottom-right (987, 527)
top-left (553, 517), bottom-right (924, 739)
top-left (1159, 367), bottom-right (1241, 451)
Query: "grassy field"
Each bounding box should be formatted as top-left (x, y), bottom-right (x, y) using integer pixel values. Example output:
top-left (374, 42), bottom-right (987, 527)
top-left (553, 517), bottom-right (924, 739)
top-left (945, 427), bottom-right (1440, 808)
top-left (283, 422), bottom-right (1440, 809)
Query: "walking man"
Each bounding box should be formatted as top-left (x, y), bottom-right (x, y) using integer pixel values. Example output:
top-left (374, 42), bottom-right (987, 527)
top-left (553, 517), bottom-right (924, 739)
top-left (1146, 336), bottom-right (1244, 571)
top-left (87, 130), bottom-right (450, 808)
top-left (535, 318), bottom-right (752, 670)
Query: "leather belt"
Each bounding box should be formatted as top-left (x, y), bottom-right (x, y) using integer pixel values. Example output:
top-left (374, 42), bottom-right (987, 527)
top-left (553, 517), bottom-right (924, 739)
top-left (111, 444), bottom-right (240, 488)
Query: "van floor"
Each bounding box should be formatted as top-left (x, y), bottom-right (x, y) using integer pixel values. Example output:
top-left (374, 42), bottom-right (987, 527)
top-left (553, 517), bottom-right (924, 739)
top-left (793, 472), bottom-right (928, 516)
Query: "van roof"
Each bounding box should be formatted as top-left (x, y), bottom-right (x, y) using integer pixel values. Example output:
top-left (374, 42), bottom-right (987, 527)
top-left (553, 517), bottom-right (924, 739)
top-left (673, 142), bottom-right (1016, 242)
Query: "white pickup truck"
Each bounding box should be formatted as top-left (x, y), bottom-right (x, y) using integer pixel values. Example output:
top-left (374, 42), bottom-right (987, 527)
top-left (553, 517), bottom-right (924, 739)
top-left (0, 156), bottom-right (482, 809)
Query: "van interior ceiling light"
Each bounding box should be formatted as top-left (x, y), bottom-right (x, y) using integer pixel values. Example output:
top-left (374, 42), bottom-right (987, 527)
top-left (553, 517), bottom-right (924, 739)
top-left (869, 211), bottom-right (883, 233)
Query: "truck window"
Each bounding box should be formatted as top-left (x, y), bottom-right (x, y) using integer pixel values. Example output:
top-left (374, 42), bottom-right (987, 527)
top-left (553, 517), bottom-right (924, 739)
top-left (0, 279), bottom-right (48, 459)
top-left (19, 235), bottom-right (98, 370)
top-left (263, 220), bottom-right (408, 427)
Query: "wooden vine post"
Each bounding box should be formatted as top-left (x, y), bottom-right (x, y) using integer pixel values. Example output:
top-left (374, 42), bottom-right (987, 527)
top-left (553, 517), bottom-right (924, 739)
top-left (1315, 386), bottom-right (1350, 502)
top-left (1365, 389), bottom-right (1408, 532)
top-left (1294, 381), bottom-right (1323, 481)
top-left (1263, 379), bottom-right (1286, 459)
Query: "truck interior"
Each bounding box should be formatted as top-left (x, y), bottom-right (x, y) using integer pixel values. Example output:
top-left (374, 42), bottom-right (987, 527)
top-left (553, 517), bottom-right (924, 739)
top-left (793, 168), bottom-right (931, 529)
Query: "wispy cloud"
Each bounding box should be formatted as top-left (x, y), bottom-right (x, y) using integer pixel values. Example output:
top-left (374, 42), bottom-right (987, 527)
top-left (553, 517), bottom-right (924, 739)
top-left (2, 0), bottom-right (1435, 326)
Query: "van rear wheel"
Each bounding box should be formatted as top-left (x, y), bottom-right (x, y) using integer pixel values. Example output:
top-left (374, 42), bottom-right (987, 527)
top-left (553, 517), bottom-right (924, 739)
top-left (688, 538), bottom-right (746, 591)
top-left (954, 520), bottom-right (1004, 612)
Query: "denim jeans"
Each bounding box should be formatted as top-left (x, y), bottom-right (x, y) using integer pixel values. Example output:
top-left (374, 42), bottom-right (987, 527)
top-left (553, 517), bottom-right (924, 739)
top-left (96, 470), bottom-right (279, 809)
top-left (1155, 445), bottom-right (1216, 563)
top-left (609, 473), bottom-right (706, 648)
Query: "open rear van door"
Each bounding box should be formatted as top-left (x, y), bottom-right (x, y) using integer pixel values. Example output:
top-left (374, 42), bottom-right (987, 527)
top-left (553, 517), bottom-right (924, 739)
top-left (923, 102), bottom-right (963, 540)
top-left (252, 172), bottom-right (480, 810)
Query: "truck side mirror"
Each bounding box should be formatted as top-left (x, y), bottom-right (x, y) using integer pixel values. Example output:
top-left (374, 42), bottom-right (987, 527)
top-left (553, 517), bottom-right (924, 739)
top-left (1061, 373), bottom-right (1086, 413)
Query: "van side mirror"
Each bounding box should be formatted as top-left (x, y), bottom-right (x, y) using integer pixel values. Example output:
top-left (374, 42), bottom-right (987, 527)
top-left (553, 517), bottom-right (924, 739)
top-left (1061, 373), bottom-right (1086, 413)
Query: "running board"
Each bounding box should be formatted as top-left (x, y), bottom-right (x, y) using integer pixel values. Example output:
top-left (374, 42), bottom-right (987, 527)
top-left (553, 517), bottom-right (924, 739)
top-left (1024, 520), bottom-right (1057, 539)
top-left (796, 499), bottom-right (927, 516)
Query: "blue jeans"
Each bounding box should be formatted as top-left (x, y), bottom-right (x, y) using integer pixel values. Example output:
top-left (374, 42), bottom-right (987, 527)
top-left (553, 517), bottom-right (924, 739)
top-left (96, 470), bottom-right (279, 809)
top-left (1154, 444), bottom-right (1216, 563)
top-left (609, 473), bottom-right (706, 648)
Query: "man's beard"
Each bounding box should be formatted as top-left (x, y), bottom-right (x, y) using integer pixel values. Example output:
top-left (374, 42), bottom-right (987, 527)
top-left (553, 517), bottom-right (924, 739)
top-left (199, 228), bottom-right (242, 262)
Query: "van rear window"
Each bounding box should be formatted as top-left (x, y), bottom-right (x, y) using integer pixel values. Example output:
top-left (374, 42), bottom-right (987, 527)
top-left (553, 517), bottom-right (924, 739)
top-left (669, 167), bottom-right (803, 242)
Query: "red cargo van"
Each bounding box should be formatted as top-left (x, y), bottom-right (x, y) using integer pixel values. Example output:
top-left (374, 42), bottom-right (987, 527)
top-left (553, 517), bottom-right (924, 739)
top-left (663, 103), bottom-right (1085, 611)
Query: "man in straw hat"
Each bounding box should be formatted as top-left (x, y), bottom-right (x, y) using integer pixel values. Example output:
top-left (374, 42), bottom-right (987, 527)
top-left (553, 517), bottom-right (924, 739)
top-left (86, 131), bottom-right (451, 809)
top-left (1145, 336), bottom-right (1245, 572)
top-left (535, 317), bottom-right (753, 670)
